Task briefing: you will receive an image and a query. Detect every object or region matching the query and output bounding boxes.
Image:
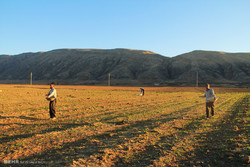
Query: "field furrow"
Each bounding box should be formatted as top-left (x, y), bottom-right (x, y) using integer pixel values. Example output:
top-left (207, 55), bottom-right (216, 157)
top-left (0, 86), bottom-right (249, 166)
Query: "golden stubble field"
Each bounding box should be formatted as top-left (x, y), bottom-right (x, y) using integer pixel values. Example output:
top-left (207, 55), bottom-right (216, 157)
top-left (0, 85), bottom-right (249, 166)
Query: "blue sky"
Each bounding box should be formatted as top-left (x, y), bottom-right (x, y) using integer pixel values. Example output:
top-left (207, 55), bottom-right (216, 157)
top-left (0, 0), bottom-right (249, 57)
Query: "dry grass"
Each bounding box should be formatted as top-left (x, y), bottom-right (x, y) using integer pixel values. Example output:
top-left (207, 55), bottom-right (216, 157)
top-left (0, 85), bottom-right (249, 166)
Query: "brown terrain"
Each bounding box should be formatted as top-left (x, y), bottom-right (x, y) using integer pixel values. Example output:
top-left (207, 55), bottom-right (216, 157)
top-left (0, 49), bottom-right (249, 86)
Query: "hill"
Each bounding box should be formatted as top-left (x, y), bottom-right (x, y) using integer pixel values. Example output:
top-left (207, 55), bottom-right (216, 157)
top-left (0, 49), bottom-right (249, 86)
top-left (169, 50), bottom-right (250, 85)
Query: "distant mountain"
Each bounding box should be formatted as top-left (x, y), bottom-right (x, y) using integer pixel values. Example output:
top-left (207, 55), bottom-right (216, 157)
top-left (0, 49), bottom-right (249, 86)
top-left (169, 50), bottom-right (250, 84)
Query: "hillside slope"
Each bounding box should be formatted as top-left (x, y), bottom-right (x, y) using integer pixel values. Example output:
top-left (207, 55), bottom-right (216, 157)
top-left (170, 50), bottom-right (250, 83)
top-left (0, 49), bottom-right (249, 85)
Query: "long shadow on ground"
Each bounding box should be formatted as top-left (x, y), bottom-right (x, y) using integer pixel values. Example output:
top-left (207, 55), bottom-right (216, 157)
top-left (16, 103), bottom-right (204, 166)
top-left (177, 95), bottom-right (249, 167)
top-left (0, 110), bottom-right (119, 145)
top-left (113, 96), bottom-right (240, 166)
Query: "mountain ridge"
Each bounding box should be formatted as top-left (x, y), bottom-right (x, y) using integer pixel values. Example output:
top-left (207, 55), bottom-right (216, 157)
top-left (0, 49), bottom-right (249, 86)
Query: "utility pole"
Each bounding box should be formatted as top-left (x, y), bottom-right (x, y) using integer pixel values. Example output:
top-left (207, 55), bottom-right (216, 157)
top-left (108, 73), bottom-right (111, 86)
top-left (30, 72), bottom-right (32, 85)
top-left (196, 71), bottom-right (198, 87)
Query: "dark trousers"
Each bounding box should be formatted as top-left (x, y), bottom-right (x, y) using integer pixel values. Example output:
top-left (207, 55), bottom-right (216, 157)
top-left (49, 99), bottom-right (56, 118)
top-left (206, 102), bottom-right (214, 118)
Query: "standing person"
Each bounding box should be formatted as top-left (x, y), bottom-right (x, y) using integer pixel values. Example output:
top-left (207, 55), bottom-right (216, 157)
top-left (140, 88), bottom-right (145, 96)
top-left (200, 83), bottom-right (216, 118)
top-left (46, 82), bottom-right (57, 119)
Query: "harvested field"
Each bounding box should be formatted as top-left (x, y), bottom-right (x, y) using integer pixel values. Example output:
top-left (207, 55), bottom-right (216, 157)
top-left (0, 85), bottom-right (249, 166)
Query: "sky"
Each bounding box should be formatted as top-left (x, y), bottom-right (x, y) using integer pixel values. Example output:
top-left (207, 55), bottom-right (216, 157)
top-left (0, 0), bottom-right (249, 57)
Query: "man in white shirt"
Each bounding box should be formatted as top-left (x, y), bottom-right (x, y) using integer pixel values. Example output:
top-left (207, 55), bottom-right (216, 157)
top-left (201, 83), bottom-right (216, 118)
top-left (46, 82), bottom-right (57, 119)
